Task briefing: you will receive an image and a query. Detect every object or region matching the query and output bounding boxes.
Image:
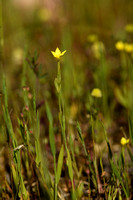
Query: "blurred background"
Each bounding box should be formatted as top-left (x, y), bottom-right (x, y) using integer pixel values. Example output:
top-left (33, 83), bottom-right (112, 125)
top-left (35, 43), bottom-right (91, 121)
top-left (3, 0), bottom-right (133, 72)
top-left (1, 0), bottom-right (133, 134)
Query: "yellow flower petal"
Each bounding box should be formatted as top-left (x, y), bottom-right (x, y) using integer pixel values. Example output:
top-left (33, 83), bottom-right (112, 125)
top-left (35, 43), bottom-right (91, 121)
top-left (120, 137), bottom-right (129, 146)
top-left (91, 88), bottom-right (102, 98)
top-left (51, 47), bottom-right (66, 60)
top-left (61, 50), bottom-right (66, 56)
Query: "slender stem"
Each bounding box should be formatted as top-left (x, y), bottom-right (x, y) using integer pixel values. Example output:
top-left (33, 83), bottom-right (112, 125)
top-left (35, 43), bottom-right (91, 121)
top-left (57, 61), bottom-right (61, 81)
top-left (53, 155), bottom-right (57, 200)
top-left (56, 61), bottom-right (67, 150)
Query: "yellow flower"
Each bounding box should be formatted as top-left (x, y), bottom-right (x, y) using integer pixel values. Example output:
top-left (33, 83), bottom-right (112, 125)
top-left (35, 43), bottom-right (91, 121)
top-left (51, 48), bottom-right (66, 60)
top-left (120, 137), bottom-right (129, 146)
top-left (125, 24), bottom-right (133, 33)
top-left (87, 34), bottom-right (98, 43)
top-left (91, 41), bottom-right (105, 59)
top-left (38, 8), bottom-right (51, 22)
top-left (115, 41), bottom-right (125, 51)
top-left (124, 43), bottom-right (133, 53)
top-left (91, 88), bottom-right (102, 98)
top-left (12, 48), bottom-right (24, 65)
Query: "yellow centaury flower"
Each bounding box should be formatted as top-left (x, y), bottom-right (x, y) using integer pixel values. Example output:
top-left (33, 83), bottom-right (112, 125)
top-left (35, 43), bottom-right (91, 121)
top-left (115, 41), bottom-right (133, 53)
top-left (51, 47), bottom-right (66, 60)
top-left (124, 43), bottom-right (133, 53)
top-left (91, 88), bottom-right (102, 98)
top-left (115, 41), bottom-right (125, 51)
top-left (120, 137), bottom-right (129, 146)
top-left (125, 24), bottom-right (133, 33)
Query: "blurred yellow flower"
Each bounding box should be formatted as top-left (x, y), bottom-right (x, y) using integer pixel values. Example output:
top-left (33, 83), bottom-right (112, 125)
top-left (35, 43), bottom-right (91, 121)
top-left (51, 48), bottom-right (66, 60)
top-left (115, 41), bottom-right (133, 53)
top-left (91, 88), bottom-right (102, 98)
top-left (70, 103), bottom-right (78, 119)
top-left (120, 137), bottom-right (129, 146)
top-left (38, 8), bottom-right (51, 22)
top-left (12, 48), bottom-right (24, 65)
top-left (91, 41), bottom-right (105, 59)
top-left (125, 24), bottom-right (133, 33)
top-left (87, 34), bottom-right (98, 43)
top-left (115, 41), bottom-right (125, 51)
top-left (124, 43), bottom-right (133, 53)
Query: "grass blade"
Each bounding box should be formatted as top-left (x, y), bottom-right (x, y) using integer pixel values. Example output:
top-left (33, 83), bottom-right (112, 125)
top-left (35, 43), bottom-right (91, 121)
top-left (45, 101), bottom-right (56, 156)
top-left (57, 145), bottom-right (64, 184)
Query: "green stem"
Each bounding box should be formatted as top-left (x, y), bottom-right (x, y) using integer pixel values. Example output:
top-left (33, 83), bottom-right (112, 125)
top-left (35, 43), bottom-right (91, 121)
top-left (57, 61), bottom-right (61, 81)
top-left (53, 155), bottom-right (57, 200)
top-left (56, 61), bottom-right (67, 150)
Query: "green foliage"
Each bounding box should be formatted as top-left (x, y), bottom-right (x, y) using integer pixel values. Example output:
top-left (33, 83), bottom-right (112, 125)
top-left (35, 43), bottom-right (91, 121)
top-left (1, 0), bottom-right (133, 199)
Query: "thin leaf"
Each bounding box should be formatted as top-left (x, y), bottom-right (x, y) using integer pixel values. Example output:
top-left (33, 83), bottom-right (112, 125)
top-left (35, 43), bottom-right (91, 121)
top-left (66, 148), bottom-right (73, 182)
top-left (45, 101), bottom-right (56, 156)
top-left (128, 111), bottom-right (133, 145)
top-left (100, 121), bottom-right (112, 159)
top-left (57, 145), bottom-right (64, 184)
top-left (35, 112), bottom-right (41, 165)
top-left (76, 121), bottom-right (84, 144)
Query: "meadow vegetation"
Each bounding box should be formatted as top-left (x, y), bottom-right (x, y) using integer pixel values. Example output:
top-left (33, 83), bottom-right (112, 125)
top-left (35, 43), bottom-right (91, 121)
top-left (0, 0), bottom-right (133, 199)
